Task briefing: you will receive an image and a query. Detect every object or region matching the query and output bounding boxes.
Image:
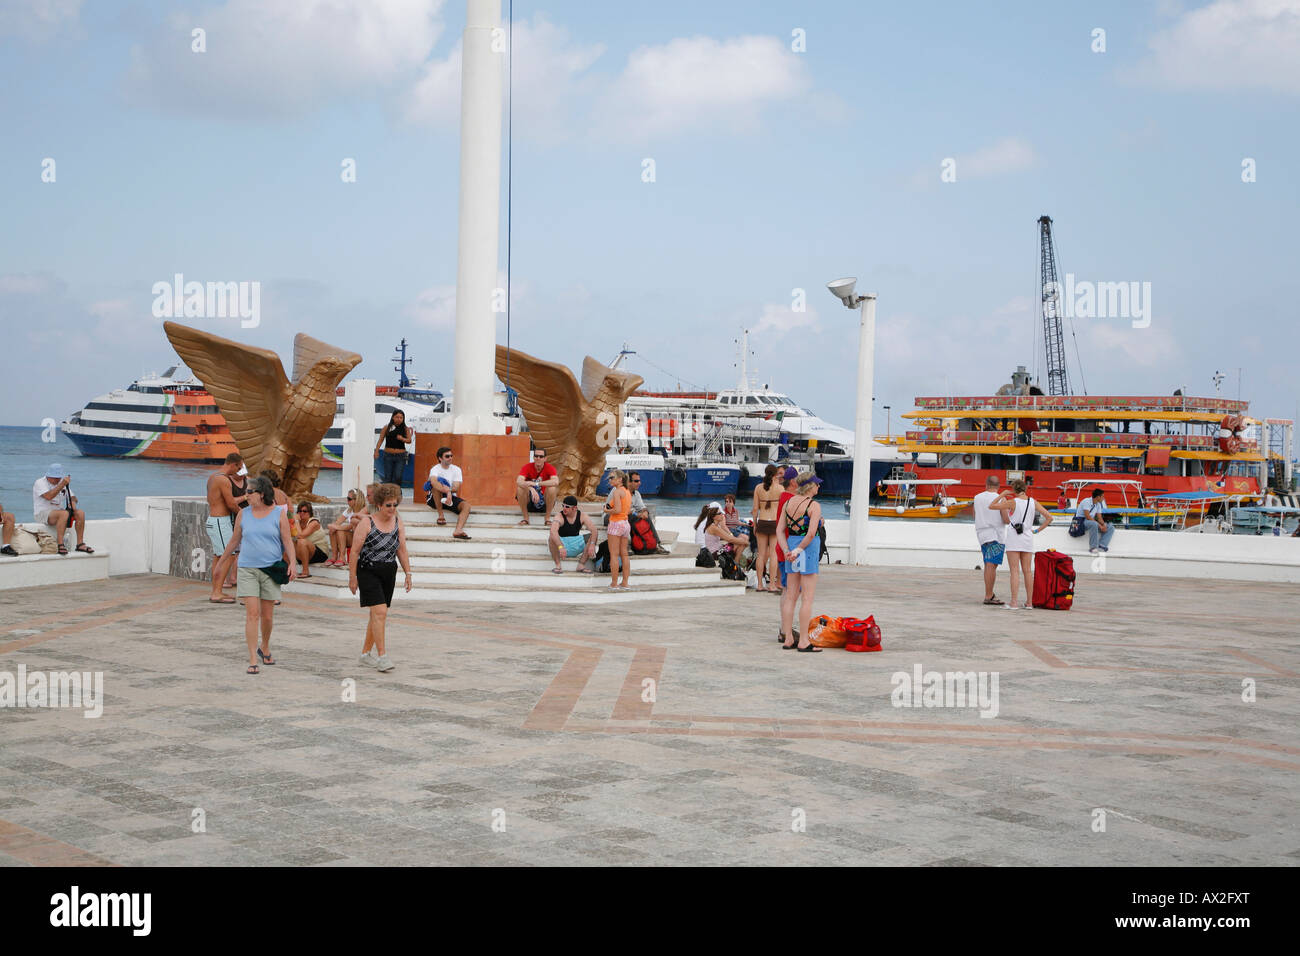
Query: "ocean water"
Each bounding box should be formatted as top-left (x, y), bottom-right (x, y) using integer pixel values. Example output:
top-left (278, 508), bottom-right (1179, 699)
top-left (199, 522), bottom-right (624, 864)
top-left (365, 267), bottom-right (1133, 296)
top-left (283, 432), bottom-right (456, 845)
top-left (0, 426), bottom-right (854, 519)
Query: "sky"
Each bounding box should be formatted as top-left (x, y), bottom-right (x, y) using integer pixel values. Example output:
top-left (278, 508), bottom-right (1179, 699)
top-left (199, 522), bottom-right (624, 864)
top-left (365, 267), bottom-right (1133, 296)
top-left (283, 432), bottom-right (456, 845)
top-left (2, 0), bottom-right (1299, 434)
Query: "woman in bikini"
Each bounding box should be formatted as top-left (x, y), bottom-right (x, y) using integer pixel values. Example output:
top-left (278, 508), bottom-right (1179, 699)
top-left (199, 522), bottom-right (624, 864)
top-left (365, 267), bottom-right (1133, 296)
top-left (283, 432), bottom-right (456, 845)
top-left (751, 463), bottom-right (784, 593)
top-left (326, 488), bottom-right (366, 567)
top-left (776, 472), bottom-right (825, 653)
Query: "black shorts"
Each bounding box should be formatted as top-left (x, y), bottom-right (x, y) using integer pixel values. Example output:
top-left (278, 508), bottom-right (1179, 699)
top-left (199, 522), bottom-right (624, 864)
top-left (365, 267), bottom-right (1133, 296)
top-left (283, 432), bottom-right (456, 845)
top-left (428, 494), bottom-right (464, 513)
top-left (357, 562), bottom-right (398, 607)
top-left (526, 496), bottom-right (546, 513)
top-left (309, 546), bottom-right (328, 564)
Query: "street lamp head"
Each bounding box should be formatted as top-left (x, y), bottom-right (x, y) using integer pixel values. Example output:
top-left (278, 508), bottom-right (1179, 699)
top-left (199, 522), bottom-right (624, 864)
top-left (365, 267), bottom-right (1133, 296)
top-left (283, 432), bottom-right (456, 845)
top-left (827, 277), bottom-right (858, 306)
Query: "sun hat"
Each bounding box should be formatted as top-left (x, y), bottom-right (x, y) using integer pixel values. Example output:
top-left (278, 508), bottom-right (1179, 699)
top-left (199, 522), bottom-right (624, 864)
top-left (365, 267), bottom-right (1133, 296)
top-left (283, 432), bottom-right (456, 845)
top-left (782, 466), bottom-right (798, 481)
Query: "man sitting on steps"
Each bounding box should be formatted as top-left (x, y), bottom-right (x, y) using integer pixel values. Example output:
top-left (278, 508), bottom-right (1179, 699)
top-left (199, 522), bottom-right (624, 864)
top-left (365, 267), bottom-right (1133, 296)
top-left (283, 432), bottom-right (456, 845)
top-left (549, 495), bottom-right (599, 573)
top-left (515, 448), bottom-right (558, 525)
top-left (426, 446), bottom-right (472, 540)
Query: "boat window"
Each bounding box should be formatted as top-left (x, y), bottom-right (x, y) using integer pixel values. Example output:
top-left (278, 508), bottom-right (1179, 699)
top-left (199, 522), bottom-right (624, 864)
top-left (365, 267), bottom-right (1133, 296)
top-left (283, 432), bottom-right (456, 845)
top-left (746, 396), bottom-right (759, 404)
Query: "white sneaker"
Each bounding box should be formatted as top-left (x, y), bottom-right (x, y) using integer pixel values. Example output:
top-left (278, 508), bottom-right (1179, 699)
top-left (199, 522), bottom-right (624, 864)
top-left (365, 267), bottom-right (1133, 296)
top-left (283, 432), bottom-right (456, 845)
top-left (359, 650), bottom-right (379, 667)
top-left (375, 654), bottom-right (395, 672)
top-left (1089, 548), bottom-right (1100, 554)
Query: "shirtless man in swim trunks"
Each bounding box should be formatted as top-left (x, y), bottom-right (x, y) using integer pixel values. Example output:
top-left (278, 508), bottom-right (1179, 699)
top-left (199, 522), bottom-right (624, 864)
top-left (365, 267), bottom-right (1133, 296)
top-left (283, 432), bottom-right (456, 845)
top-left (206, 453), bottom-right (249, 604)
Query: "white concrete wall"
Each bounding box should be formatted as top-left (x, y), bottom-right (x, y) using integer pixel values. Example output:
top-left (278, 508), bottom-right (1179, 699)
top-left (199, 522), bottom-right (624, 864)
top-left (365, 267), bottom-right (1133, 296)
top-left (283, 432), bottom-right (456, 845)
top-left (655, 517), bottom-right (1300, 583)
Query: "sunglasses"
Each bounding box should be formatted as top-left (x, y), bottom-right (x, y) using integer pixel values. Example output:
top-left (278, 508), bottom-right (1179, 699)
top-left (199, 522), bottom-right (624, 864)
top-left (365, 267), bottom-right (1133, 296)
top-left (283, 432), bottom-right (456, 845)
top-left (297, 509), bottom-right (310, 514)
top-left (346, 495), bottom-right (356, 500)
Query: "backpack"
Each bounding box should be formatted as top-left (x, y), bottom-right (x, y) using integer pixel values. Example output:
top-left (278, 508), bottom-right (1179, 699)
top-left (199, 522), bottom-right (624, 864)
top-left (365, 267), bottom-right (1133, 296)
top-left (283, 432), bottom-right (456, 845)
top-left (593, 540), bottom-right (611, 573)
top-left (694, 547), bottom-right (717, 569)
top-left (629, 515), bottom-right (659, 554)
top-left (716, 548), bottom-right (746, 581)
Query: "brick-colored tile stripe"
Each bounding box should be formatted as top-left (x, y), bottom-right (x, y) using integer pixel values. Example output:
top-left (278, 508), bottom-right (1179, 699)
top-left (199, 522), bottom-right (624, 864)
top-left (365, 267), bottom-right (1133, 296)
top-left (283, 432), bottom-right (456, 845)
top-left (522, 647), bottom-right (603, 731)
top-left (611, 646), bottom-right (665, 721)
top-left (0, 818), bottom-right (117, 867)
top-left (0, 578), bottom-right (189, 636)
top-left (0, 588), bottom-right (208, 655)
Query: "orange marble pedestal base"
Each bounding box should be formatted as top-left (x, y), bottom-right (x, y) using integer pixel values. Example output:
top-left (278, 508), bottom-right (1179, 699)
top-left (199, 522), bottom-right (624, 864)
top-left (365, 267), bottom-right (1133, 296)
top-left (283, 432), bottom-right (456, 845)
top-left (412, 433), bottom-right (532, 506)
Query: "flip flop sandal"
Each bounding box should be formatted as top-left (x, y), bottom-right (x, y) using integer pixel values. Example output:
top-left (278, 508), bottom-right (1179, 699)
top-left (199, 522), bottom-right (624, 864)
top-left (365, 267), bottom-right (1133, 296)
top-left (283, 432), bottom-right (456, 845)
top-left (983, 597), bottom-right (1005, 605)
top-left (57, 545), bottom-right (69, 555)
top-left (257, 648), bottom-right (276, 665)
top-left (208, 596), bottom-right (236, 604)
top-left (75, 544), bottom-right (95, 554)
top-left (552, 567), bottom-right (564, 574)
top-left (298, 573), bottom-right (313, 579)
top-left (437, 518), bottom-right (447, 525)
top-left (578, 567), bottom-right (594, 574)
top-left (247, 664), bottom-right (260, 675)
top-left (453, 532), bottom-right (472, 540)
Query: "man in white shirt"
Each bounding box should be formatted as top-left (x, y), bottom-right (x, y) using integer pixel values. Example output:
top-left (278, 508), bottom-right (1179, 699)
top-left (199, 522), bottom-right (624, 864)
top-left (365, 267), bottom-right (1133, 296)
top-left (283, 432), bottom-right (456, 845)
top-left (1076, 488), bottom-right (1115, 554)
top-left (33, 463), bottom-right (92, 554)
top-left (426, 446), bottom-right (472, 540)
top-left (973, 474), bottom-right (1010, 605)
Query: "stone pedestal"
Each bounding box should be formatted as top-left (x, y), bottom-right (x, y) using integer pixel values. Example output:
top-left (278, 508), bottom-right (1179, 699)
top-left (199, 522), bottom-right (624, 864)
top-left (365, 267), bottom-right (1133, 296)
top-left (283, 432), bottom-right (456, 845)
top-left (412, 433), bottom-right (532, 507)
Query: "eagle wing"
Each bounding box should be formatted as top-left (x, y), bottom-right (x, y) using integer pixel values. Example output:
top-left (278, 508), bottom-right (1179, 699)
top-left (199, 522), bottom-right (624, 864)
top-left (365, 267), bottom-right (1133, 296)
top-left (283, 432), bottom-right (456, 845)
top-left (495, 346), bottom-right (585, 453)
top-left (164, 321), bottom-right (288, 472)
top-left (292, 332), bottom-right (361, 386)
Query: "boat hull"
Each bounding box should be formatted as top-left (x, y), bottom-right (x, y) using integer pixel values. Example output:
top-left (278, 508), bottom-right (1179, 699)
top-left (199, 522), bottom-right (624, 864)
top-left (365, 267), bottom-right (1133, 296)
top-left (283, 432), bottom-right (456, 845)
top-left (910, 466), bottom-right (1260, 502)
top-left (868, 503), bottom-right (971, 519)
top-left (659, 465), bottom-right (740, 498)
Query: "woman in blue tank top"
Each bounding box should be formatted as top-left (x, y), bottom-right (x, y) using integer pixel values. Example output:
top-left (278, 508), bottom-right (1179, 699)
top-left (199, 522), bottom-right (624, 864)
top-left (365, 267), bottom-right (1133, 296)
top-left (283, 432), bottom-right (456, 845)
top-left (221, 476), bottom-right (296, 674)
top-left (776, 472), bottom-right (824, 653)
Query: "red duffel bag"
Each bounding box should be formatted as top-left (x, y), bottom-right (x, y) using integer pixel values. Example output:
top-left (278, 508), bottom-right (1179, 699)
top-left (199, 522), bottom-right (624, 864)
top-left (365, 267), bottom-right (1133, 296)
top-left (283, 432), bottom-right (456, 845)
top-left (841, 615), bottom-right (882, 652)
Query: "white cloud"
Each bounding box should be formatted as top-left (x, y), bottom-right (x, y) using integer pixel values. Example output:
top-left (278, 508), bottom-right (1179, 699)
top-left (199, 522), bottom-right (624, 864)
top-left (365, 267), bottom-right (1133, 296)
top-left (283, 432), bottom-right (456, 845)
top-left (911, 137), bottom-right (1037, 188)
top-left (959, 137), bottom-right (1038, 178)
top-left (1131, 0), bottom-right (1300, 95)
top-left (0, 0), bottom-right (81, 39)
top-left (402, 15), bottom-right (606, 139)
top-left (126, 0), bottom-right (446, 117)
top-left (595, 34), bottom-right (811, 139)
top-left (750, 302), bottom-right (818, 338)
top-left (403, 284), bottom-right (457, 330)
top-left (0, 273), bottom-right (58, 294)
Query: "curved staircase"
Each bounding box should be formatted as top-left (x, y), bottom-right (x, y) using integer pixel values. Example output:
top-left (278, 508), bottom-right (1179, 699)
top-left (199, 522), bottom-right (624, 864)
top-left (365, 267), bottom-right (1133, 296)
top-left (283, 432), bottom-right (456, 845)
top-left (288, 504), bottom-right (745, 604)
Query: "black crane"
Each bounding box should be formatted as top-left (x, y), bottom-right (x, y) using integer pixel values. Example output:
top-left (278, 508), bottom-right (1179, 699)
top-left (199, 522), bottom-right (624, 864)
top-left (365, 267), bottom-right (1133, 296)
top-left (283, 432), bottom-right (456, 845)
top-left (1038, 215), bottom-right (1071, 396)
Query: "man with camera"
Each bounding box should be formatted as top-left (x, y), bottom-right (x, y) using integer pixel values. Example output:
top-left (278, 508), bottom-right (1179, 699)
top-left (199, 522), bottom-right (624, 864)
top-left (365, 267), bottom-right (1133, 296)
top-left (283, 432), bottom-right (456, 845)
top-left (33, 463), bottom-right (92, 555)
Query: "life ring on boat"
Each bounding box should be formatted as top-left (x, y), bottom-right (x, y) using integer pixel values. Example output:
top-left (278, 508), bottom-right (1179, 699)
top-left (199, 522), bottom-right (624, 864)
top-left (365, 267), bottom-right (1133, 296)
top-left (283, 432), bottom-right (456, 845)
top-left (962, 454), bottom-right (974, 465)
top-left (1218, 414), bottom-right (1245, 454)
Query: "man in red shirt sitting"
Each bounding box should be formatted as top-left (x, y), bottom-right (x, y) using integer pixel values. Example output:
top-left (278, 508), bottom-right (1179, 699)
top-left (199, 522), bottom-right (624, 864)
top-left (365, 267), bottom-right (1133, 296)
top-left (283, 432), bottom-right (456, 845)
top-left (515, 448), bottom-right (559, 525)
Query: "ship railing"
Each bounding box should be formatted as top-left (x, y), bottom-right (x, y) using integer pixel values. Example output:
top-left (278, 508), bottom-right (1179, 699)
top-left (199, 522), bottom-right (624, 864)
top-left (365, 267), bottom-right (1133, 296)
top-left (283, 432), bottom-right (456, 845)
top-left (904, 430), bottom-right (1015, 445)
top-left (912, 395), bottom-right (1250, 414)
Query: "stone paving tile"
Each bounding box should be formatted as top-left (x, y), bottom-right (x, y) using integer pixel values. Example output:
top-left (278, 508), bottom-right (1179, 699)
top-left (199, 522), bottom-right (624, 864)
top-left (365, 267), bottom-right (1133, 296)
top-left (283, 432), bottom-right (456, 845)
top-left (1, 569), bottom-right (1298, 865)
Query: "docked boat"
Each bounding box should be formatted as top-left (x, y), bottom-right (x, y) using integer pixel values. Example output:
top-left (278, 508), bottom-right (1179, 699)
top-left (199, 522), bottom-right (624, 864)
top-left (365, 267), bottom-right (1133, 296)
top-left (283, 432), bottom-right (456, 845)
top-left (594, 453), bottom-right (665, 495)
top-left (603, 333), bottom-right (858, 497)
top-left (61, 367), bottom-right (238, 462)
top-left (869, 478), bottom-right (969, 519)
top-left (1047, 478), bottom-right (1187, 530)
top-left (897, 366), bottom-right (1274, 504)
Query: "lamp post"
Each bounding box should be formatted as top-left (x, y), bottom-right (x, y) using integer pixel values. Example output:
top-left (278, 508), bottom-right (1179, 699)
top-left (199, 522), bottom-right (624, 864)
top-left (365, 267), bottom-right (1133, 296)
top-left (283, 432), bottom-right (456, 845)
top-left (827, 278), bottom-right (876, 566)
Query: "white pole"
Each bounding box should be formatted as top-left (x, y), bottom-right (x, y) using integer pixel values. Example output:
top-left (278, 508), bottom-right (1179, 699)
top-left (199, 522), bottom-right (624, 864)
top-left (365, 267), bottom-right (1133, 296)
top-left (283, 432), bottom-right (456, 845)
top-left (849, 295), bottom-right (876, 566)
top-left (342, 379), bottom-right (376, 499)
top-left (451, 0), bottom-right (506, 435)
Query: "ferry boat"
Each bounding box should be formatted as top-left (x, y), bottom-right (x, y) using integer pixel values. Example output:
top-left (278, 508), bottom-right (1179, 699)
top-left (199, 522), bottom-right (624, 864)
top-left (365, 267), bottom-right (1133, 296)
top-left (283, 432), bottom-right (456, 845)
top-left (896, 366), bottom-right (1271, 502)
top-left (61, 367), bottom-right (238, 462)
top-left (603, 334), bottom-right (857, 497)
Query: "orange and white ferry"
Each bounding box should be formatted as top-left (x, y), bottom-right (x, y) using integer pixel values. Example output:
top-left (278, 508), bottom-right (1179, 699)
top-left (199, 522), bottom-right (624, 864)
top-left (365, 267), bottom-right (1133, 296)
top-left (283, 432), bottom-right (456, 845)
top-left (896, 367), bottom-right (1268, 502)
top-left (61, 366), bottom-right (238, 463)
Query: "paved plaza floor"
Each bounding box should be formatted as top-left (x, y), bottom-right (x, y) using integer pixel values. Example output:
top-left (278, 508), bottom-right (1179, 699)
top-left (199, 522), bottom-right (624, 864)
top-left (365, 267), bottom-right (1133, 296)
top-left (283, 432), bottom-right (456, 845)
top-left (0, 566), bottom-right (1296, 866)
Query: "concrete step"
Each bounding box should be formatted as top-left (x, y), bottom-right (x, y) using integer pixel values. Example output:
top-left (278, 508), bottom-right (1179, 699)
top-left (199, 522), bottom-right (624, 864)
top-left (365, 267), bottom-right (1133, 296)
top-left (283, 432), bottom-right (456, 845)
top-left (299, 564), bottom-right (715, 588)
top-left (287, 576), bottom-right (745, 604)
top-left (401, 537), bottom-right (686, 557)
top-left (0, 551), bottom-right (110, 591)
top-left (311, 552), bottom-right (700, 571)
top-left (395, 523), bottom-right (681, 545)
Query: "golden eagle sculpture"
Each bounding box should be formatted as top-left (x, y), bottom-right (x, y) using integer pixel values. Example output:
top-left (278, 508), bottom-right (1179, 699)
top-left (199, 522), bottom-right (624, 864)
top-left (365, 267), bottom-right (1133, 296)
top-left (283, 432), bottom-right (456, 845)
top-left (495, 345), bottom-right (643, 499)
top-left (164, 322), bottom-right (362, 503)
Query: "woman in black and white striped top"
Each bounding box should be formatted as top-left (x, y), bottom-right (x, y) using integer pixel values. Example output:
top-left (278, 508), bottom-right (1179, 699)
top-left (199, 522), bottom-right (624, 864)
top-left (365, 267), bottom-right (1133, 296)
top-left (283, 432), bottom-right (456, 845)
top-left (348, 483), bottom-right (411, 672)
